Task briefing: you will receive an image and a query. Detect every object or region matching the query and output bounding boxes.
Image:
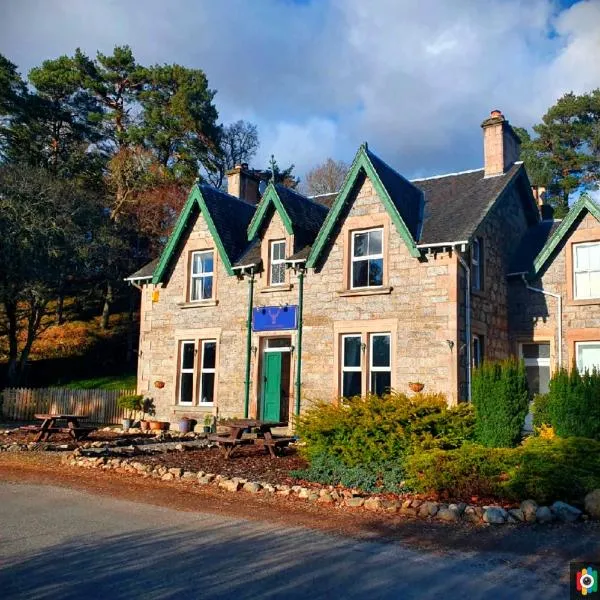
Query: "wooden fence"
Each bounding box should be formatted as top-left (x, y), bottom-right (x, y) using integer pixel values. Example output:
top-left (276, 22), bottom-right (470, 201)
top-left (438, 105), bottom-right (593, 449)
top-left (1, 388), bottom-right (136, 424)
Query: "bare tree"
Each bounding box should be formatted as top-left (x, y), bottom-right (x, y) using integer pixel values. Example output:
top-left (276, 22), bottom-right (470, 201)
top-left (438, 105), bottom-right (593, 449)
top-left (303, 158), bottom-right (348, 196)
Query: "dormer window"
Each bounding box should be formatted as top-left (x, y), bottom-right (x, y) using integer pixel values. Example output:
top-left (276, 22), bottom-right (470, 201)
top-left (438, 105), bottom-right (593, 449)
top-left (351, 228), bottom-right (383, 289)
top-left (190, 251), bottom-right (214, 301)
top-left (270, 240), bottom-right (286, 286)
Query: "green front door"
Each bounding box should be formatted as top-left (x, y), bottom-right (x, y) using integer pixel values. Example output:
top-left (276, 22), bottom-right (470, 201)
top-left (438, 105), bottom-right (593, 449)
top-left (262, 352), bottom-right (282, 421)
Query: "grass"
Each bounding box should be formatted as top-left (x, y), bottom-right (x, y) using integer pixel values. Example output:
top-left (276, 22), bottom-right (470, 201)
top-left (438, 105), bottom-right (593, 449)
top-left (57, 374), bottom-right (137, 390)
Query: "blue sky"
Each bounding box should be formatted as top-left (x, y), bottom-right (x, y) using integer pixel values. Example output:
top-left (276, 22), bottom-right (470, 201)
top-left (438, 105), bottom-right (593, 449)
top-left (1, 0), bottom-right (599, 181)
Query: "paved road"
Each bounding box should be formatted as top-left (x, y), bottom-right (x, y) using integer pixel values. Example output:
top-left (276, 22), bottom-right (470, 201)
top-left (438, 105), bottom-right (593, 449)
top-left (0, 482), bottom-right (574, 599)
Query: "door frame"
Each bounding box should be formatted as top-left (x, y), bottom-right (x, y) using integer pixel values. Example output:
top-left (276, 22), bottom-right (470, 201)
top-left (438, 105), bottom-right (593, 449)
top-left (259, 336), bottom-right (293, 422)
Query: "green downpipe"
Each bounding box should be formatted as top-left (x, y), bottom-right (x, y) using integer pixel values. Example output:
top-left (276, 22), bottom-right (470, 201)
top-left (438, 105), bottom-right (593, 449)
top-left (243, 269), bottom-right (255, 418)
top-left (295, 268), bottom-right (305, 417)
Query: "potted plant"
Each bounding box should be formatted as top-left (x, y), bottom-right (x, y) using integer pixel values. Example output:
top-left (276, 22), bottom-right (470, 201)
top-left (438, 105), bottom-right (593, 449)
top-left (203, 414), bottom-right (213, 434)
top-left (117, 394), bottom-right (144, 432)
top-left (179, 416), bottom-right (195, 434)
top-left (139, 397), bottom-right (155, 432)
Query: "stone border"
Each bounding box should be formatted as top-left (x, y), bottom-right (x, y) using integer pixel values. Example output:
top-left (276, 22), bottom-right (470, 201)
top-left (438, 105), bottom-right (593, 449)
top-left (64, 453), bottom-right (599, 526)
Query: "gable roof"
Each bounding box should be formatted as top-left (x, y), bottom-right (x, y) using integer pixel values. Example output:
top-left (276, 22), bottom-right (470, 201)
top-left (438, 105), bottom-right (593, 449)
top-left (413, 162), bottom-right (532, 245)
top-left (307, 144), bottom-right (424, 267)
top-left (508, 220), bottom-right (561, 275)
top-left (528, 194), bottom-right (600, 278)
top-left (152, 183), bottom-right (256, 283)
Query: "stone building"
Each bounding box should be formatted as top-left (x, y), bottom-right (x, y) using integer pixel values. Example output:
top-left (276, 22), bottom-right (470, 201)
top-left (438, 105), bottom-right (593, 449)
top-left (126, 110), bottom-right (600, 427)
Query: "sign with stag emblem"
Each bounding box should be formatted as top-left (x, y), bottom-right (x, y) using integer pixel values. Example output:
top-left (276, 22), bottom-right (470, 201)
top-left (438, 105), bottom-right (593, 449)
top-left (252, 305), bottom-right (298, 331)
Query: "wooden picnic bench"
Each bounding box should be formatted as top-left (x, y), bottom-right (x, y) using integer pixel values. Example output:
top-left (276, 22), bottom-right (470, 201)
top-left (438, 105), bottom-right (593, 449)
top-left (20, 414), bottom-right (98, 442)
top-left (209, 419), bottom-right (292, 459)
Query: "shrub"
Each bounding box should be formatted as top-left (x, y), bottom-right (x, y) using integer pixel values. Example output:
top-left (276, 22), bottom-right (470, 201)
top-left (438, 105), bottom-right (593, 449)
top-left (117, 393), bottom-right (144, 419)
top-left (532, 393), bottom-right (551, 428)
top-left (547, 368), bottom-right (600, 440)
top-left (296, 392), bottom-right (475, 467)
top-left (471, 357), bottom-right (529, 447)
top-left (405, 437), bottom-right (600, 504)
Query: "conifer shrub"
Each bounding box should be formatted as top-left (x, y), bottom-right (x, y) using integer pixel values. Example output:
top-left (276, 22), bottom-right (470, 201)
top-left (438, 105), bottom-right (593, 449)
top-left (471, 357), bottom-right (529, 447)
top-left (532, 393), bottom-right (551, 428)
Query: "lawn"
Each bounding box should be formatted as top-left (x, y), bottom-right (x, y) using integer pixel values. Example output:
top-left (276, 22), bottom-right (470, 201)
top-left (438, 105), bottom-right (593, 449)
top-left (57, 374), bottom-right (137, 390)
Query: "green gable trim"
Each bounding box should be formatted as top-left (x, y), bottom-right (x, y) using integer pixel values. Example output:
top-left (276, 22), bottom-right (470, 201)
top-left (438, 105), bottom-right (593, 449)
top-left (152, 184), bottom-right (234, 284)
top-left (247, 183), bottom-right (293, 240)
top-left (307, 144), bottom-right (420, 268)
top-left (530, 195), bottom-right (600, 279)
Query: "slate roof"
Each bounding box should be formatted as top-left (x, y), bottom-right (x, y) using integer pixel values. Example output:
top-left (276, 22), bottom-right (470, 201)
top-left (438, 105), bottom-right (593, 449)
top-left (508, 220), bottom-right (561, 274)
top-left (233, 239), bottom-right (262, 268)
top-left (309, 192), bottom-right (337, 209)
top-left (413, 163), bottom-right (525, 245)
top-left (126, 258), bottom-right (159, 281)
top-left (366, 148), bottom-right (424, 240)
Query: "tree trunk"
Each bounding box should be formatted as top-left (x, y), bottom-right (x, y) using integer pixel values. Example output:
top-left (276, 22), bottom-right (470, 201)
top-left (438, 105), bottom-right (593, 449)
top-left (101, 281), bottom-right (113, 330)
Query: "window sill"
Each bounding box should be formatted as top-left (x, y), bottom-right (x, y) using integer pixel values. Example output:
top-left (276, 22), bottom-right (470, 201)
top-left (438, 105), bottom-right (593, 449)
top-left (177, 299), bottom-right (218, 308)
top-left (567, 298), bottom-right (600, 306)
top-left (337, 286), bottom-right (393, 297)
top-left (171, 405), bottom-right (214, 412)
top-left (260, 284), bottom-right (293, 293)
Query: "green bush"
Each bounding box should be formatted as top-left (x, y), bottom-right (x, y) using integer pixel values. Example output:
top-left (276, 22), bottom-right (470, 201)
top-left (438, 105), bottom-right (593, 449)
top-left (532, 393), bottom-right (551, 428)
top-left (405, 437), bottom-right (600, 504)
top-left (547, 368), bottom-right (600, 440)
top-left (472, 357), bottom-right (529, 447)
top-left (117, 393), bottom-right (144, 419)
top-left (296, 392), bottom-right (475, 467)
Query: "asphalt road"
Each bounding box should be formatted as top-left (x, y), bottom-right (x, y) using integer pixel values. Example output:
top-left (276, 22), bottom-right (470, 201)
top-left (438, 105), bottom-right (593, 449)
top-left (0, 481), bottom-right (579, 599)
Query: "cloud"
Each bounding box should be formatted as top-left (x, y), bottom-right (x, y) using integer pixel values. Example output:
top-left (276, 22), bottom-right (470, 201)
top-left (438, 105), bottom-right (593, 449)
top-left (1, 0), bottom-right (600, 180)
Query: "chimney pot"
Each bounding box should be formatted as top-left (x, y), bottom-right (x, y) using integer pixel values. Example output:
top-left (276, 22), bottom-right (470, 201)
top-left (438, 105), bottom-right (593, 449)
top-left (481, 109), bottom-right (520, 177)
top-left (490, 109), bottom-right (503, 118)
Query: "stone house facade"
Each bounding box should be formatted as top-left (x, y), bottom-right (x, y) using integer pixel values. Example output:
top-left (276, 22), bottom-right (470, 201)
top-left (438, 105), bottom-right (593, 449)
top-left (127, 110), bottom-right (600, 427)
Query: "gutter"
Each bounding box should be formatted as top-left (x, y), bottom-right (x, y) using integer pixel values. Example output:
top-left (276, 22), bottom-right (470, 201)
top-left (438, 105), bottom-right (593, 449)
top-left (456, 247), bottom-right (472, 401)
top-left (243, 267), bottom-right (256, 418)
top-left (521, 275), bottom-right (562, 369)
top-left (417, 240), bottom-right (468, 249)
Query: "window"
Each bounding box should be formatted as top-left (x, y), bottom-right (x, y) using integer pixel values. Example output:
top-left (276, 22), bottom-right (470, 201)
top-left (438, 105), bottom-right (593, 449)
top-left (200, 340), bottom-right (216, 404)
top-left (576, 342), bottom-right (600, 373)
top-left (341, 335), bottom-right (362, 397)
top-left (190, 251), bottom-right (214, 301)
top-left (521, 343), bottom-right (551, 395)
top-left (340, 332), bottom-right (391, 397)
top-left (471, 237), bottom-right (483, 291)
top-left (179, 341), bottom-right (195, 404)
top-left (472, 335), bottom-right (484, 368)
top-left (573, 242), bottom-right (600, 299)
top-left (370, 333), bottom-right (391, 395)
top-left (270, 240), bottom-right (286, 286)
top-left (351, 228), bottom-right (383, 289)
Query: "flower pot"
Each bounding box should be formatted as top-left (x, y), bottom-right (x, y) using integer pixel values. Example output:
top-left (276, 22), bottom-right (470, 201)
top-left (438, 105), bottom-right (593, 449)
top-left (122, 418), bottom-right (133, 432)
top-left (409, 382), bottom-right (425, 393)
top-left (149, 421), bottom-right (168, 431)
top-left (139, 420), bottom-right (150, 432)
top-left (179, 418), bottom-right (193, 434)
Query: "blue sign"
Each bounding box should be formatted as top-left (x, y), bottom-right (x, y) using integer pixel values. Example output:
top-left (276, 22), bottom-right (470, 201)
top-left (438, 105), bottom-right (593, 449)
top-left (253, 305), bottom-right (298, 332)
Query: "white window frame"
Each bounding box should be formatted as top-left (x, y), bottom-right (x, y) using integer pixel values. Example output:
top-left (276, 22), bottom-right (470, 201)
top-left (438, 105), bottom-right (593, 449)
top-left (369, 333), bottom-right (391, 394)
top-left (472, 237), bottom-right (482, 291)
top-left (341, 334), bottom-right (362, 397)
top-left (575, 341), bottom-right (600, 373)
top-left (179, 340), bottom-right (196, 405)
top-left (573, 241), bottom-right (600, 300)
top-left (269, 240), bottom-right (286, 286)
top-left (199, 339), bottom-right (217, 406)
top-left (190, 250), bottom-right (214, 302)
top-left (472, 335), bottom-right (483, 368)
top-left (350, 228), bottom-right (384, 290)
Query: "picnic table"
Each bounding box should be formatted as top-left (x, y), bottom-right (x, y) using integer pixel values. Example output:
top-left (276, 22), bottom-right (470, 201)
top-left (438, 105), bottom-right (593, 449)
top-left (209, 419), bottom-right (293, 459)
top-left (20, 414), bottom-right (97, 442)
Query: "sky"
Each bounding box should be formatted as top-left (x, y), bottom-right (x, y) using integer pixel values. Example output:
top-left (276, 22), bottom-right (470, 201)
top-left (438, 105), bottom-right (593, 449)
top-left (1, 0), bottom-right (600, 180)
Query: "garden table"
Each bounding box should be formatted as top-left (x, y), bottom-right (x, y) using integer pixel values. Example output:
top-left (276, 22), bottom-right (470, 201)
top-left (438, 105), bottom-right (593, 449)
top-left (27, 413), bottom-right (97, 442)
top-left (209, 419), bottom-right (292, 459)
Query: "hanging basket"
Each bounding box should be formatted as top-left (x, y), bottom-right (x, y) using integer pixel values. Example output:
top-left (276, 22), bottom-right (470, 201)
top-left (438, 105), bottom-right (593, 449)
top-left (408, 382), bottom-right (425, 393)
top-left (154, 380), bottom-right (165, 389)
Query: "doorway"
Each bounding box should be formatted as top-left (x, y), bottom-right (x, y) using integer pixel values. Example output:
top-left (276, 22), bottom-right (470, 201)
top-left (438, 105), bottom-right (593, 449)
top-left (520, 342), bottom-right (551, 431)
top-left (260, 337), bottom-right (291, 423)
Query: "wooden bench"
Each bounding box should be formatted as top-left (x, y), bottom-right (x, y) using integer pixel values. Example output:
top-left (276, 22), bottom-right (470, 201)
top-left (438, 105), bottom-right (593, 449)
top-left (254, 436), bottom-right (295, 457)
top-left (208, 435), bottom-right (253, 458)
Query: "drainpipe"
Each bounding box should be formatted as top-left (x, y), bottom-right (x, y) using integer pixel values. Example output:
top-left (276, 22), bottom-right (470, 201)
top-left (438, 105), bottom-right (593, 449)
top-left (521, 275), bottom-right (562, 369)
top-left (243, 267), bottom-right (255, 418)
top-left (295, 265), bottom-right (305, 418)
top-left (456, 248), bottom-right (472, 401)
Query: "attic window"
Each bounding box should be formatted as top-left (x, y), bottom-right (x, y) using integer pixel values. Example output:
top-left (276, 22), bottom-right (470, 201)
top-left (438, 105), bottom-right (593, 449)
top-left (190, 251), bottom-right (214, 301)
top-left (270, 240), bottom-right (286, 286)
top-left (351, 228), bottom-right (383, 289)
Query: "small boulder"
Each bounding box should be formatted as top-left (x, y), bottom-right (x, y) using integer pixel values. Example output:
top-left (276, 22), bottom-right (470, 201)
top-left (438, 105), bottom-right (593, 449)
top-left (364, 497), bottom-right (383, 512)
top-left (197, 473), bottom-right (215, 484)
top-left (161, 473), bottom-right (174, 481)
top-left (345, 497), bottom-right (365, 508)
top-left (219, 479), bottom-right (241, 493)
top-left (437, 506), bottom-right (460, 522)
top-left (463, 506), bottom-right (484, 523)
top-left (307, 492), bottom-right (320, 502)
top-left (243, 482), bottom-right (262, 494)
top-left (483, 507), bottom-right (507, 524)
top-left (536, 506), bottom-right (554, 523)
top-left (317, 492), bottom-right (334, 504)
top-left (508, 508), bottom-right (525, 522)
top-left (400, 505), bottom-right (417, 517)
top-left (418, 501), bottom-right (439, 518)
top-left (551, 501), bottom-right (582, 523)
top-left (520, 499), bottom-right (538, 523)
top-left (182, 471), bottom-right (196, 479)
top-left (298, 488), bottom-right (310, 499)
top-left (584, 490), bottom-right (600, 519)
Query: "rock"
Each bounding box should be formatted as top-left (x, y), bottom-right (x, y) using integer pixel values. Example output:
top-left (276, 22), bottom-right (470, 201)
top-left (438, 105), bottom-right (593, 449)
top-left (455, 502), bottom-right (467, 516)
top-left (551, 501), bottom-right (582, 523)
top-left (307, 492), bottom-right (320, 502)
top-left (520, 500), bottom-right (538, 523)
top-left (197, 474), bottom-right (215, 485)
top-left (264, 485), bottom-right (276, 493)
top-left (278, 489), bottom-right (291, 497)
top-left (277, 485), bottom-right (291, 493)
top-left (298, 488), bottom-right (310, 499)
top-left (418, 501), bottom-right (439, 518)
top-left (243, 482), bottom-right (262, 494)
top-left (364, 497), bottom-right (383, 512)
top-left (536, 506), bottom-right (554, 523)
top-left (168, 467), bottom-right (183, 478)
top-left (384, 500), bottom-right (400, 513)
top-left (584, 490), bottom-right (600, 519)
top-left (182, 471), bottom-right (196, 480)
top-left (437, 506), bottom-right (460, 522)
top-left (317, 492), bottom-right (334, 504)
top-left (508, 508), bottom-right (525, 522)
top-left (345, 497), bottom-right (365, 508)
top-left (483, 506), bottom-right (508, 524)
top-left (410, 499), bottom-right (423, 508)
top-left (161, 473), bottom-right (174, 481)
top-left (401, 499), bottom-right (412, 509)
top-left (463, 506), bottom-right (484, 523)
top-left (400, 506), bottom-right (417, 517)
top-left (219, 479), bottom-right (241, 493)
top-left (291, 486), bottom-right (302, 493)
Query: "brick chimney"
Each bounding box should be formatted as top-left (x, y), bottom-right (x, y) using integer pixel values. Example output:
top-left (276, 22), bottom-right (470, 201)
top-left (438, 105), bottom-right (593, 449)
top-left (226, 163), bottom-right (262, 205)
top-left (481, 110), bottom-right (521, 177)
